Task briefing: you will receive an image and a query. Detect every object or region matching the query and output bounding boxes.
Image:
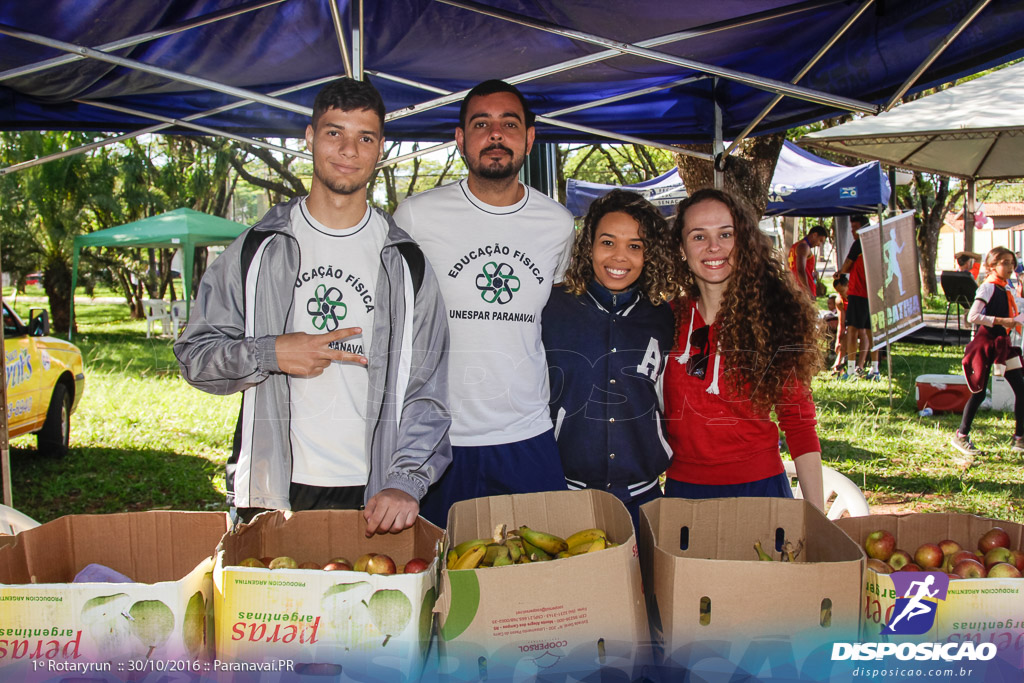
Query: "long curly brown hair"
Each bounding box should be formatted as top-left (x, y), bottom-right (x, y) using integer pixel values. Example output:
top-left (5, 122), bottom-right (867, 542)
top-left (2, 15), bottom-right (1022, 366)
top-left (673, 188), bottom-right (822, 411)
top-left (562, 189), bottom-right (680, 304)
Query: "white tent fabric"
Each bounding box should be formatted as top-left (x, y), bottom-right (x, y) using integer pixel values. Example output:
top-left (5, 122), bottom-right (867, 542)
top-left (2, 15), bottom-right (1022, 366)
top-left (799, 62), bottom-right (1024, 180)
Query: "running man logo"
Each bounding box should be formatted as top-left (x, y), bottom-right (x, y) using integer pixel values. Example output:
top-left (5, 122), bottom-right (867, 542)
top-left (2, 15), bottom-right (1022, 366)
top-left (881, 572), bottom-right (949, 635)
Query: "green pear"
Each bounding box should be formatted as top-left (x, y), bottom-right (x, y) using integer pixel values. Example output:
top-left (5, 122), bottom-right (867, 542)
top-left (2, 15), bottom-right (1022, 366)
top-left (182, 591), bottom-right (206, 658)
top-left (365, 589), bottom-right (412, 646)
top-left (129, 599), bottom-right (175, 658)
top-left (81, 593), bottom-right (133, 659)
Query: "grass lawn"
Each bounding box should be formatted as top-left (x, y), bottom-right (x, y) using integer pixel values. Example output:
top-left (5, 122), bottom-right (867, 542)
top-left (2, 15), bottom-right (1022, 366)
top-left (4, 295), bottom-right (1023, 525)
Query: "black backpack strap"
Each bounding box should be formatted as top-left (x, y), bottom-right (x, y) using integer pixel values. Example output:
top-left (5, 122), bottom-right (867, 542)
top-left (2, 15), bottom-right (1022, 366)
top-left (240, 229), bottom-right (274, 302)
top-left (396, 241), bottom-right (425, 296)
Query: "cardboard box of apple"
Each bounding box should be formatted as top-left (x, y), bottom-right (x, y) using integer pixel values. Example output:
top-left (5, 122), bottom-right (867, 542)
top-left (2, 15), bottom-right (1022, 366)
top-left (863, 526), bottom-right (1024, 579)
top-left (214, 510), bottom-right (444, 683)
top-left (836, 513), bottom-right (1024, 666)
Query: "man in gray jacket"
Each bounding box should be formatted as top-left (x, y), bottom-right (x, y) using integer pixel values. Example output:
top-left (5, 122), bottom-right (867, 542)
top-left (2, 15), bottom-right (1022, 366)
top-left (175, 78), bottom-right (451, 535)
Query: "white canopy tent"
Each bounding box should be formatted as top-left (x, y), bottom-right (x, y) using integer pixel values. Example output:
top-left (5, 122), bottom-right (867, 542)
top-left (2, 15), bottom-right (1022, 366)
top-left (800, 60), bottom-right (1024, 180)
top-left (800, 61), bottom-right (1024, 251)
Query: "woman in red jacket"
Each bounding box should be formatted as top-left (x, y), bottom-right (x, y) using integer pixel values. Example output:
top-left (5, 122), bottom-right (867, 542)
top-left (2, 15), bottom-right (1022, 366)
top-left (663, 188), bottom-right (824, 510)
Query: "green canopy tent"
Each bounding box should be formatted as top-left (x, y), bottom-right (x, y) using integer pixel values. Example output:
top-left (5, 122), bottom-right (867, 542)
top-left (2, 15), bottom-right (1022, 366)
top-left (70, 208), bottom-right (248, 340)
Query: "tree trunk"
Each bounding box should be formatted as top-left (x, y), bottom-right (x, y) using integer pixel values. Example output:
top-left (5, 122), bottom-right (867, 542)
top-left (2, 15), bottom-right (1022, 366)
top-left (42, 259), bottom-right (73, 335)
top-left (674, 133), bottom-right (786, 218)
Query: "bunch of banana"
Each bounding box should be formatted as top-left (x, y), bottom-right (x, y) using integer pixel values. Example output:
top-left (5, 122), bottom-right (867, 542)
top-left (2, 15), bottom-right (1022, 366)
top-left (447, 525), bottom-right (614, 570)
top-left (752, 538), bottom-right (805, 562)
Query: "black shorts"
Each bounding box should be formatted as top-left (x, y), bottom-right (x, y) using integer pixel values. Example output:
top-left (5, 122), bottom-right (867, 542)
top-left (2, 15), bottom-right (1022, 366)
top-left (846, 295), bottom-right (871, 329)
top-left (234, 483), bottom-right (365, 524)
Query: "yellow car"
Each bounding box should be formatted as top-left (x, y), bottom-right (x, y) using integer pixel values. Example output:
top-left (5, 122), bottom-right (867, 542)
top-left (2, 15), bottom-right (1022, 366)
top-left (3, 303), bottom-right (85, 456)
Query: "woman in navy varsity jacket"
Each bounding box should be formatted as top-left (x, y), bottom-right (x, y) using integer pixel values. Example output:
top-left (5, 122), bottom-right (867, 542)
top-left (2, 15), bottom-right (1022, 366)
top-left (663, 188), bottom-right (825, 510)
top-left (542, 190), bottom-right (679, 529)
top-left (951, 246), bottom-right (1024, 459)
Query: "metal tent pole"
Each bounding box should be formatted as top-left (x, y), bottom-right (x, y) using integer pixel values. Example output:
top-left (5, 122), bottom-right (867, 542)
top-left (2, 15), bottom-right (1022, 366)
top-left (0, 0), bottom-right (287, 83)
top-left (883, 0), bottom-right (992, 112)
top-left (723, 0), bottom-right (874, 157)
top-left (1, 76), bottom-right (336, 176)
top-left (0, 23), bottom-right (311, 116)
top-left (437, 0), bottom-right (877, 114)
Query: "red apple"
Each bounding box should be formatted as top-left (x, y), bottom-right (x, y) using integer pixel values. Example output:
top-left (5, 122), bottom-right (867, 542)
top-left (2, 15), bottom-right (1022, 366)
top-left (946, 573), bottom-right (960, 580)
top-left (938, 539), bottom-right (962, 557)
top-left (888, 549), bottom-right (913, 571)
top-left (1011, 550), bottom-right (1024, 572)
top-left (298, 561), bottom-right (322, 570)
top-left (983, 546), bottom-right (1015, 568)
top-left (238, 557), bottom-right (266, 568)
top-left (323, 561), bottom-right (352, 571)
top-left (403, 557), bottom-right (430, 574)
top-left (953, 558), bottom-right (987, 579)
top-left (914, 543), bottom-right (944, 570)
top-left (978, 527), bottom-right (1011, 553)
top-left (946, 550), bottom-right (977, 571)
top-left (354, 553), bottom-right (377, 572)
top-left (864, 530), bottom-right (896, 561)
top-left (899, 563), bottom-right (922, 572)
top-left (866, 558), bottom-right (892, 574)
top-left (366, 554), bottom-right (396, 575)
top-left (987, 562), bottom-right (1022, 578)
top-left (268, 556), bottom-right (298, 569)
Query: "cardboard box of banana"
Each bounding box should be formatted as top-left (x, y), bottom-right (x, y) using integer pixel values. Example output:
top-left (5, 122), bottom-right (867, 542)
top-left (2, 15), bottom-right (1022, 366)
top-left (436, 489), bottom-right (649, 682)
top-left (447, 524), bottom-right (616, 569)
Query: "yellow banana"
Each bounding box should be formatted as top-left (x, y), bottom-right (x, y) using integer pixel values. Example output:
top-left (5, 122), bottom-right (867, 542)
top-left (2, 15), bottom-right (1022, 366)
top-left (452, 544), bottom-right (487, 570)
top-left (492, 554), bottom-right (513, 567)
top-left (518, 526), bottom-right (568, 555)
top-left (453, 538), bottom-right (490, 557)
top-left (555, 550), bottom-right (571, 559)
top-left (483, 544), bottom-right (509, 566)
top-left (568, 537), bottom-right (606, 555)
top-left (566, 528), bottom-right (606, 548)
top-left (754, 540), bottom-right (773, 561)
top-left (446, 549), bottom-right (459, 569)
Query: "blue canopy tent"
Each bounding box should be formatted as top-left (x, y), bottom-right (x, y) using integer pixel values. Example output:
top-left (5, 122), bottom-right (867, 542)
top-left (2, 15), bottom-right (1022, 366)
top-left (1, 1), bottom-right (1023, 154)
top-left (565, 141), bottom-right (890, 218)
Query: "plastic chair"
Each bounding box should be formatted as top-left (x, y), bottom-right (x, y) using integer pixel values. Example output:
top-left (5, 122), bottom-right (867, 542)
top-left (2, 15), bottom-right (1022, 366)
top-left (169, 300), bottom-right (188, 338)
top-left (142, 299), bottom-right (171, 338)
top-left (783, 461), bottom-right (870, 520)
top-left (0, 504), bottom-right (41, 535)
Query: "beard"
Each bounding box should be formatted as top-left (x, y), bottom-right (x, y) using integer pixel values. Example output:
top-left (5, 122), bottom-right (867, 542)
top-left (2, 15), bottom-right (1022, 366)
top-left (313, 163), bottom-right (370, 196)
top-left (466, 143), bottom-right (526, 180)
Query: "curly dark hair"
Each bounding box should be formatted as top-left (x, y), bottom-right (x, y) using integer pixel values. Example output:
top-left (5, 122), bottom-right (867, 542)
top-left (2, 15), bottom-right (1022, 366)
top-left (672, 188), bottom-right (822, 411)
top-left (562, 189), bottom-right (680, 305)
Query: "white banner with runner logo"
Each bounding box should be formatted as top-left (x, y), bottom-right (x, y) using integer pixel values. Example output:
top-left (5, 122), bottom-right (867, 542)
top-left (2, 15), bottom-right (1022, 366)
top-left (859, 211), bottom-right (927, 351)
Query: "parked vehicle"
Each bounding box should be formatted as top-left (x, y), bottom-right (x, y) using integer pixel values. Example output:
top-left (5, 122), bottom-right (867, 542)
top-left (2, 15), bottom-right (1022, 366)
top-left (3, 303), bottom-right (85, 456)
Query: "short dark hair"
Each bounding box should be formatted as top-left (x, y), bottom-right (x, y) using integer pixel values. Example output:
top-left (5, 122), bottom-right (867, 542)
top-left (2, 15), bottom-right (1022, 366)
top-left (850, 214), bottom-right (869, 228)
top-left (312, 77), bottom-right (386, 132)
top-left (833, 274), bottom-right (849, 287)
top-left (808, 224), bottom-right (829, 238)
top-left (458, 80), bottom-right (536, 129)
top-left (955, 253), bottom-right (974, 267)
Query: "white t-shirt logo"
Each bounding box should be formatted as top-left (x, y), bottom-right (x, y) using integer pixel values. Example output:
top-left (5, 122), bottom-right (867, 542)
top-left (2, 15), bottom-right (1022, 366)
top-left (476, 261), bottom-right (521, 305)
top-left (307, 283), bottom-right (347, 331)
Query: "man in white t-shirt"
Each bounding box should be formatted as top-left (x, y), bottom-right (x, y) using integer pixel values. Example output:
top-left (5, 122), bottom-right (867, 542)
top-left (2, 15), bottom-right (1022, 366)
top-left (176, 79), bottom-right (451, 534)
top-left (394, 80), bottom-right (574, 525)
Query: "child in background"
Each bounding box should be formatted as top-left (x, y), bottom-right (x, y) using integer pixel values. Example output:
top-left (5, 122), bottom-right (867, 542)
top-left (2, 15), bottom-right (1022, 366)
top-left (830, 275), bottom-right (849, 376)
top-left (542, 190), bottom-right (679, 530)
top-left (951, 247), bottom-right (1024, 458)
